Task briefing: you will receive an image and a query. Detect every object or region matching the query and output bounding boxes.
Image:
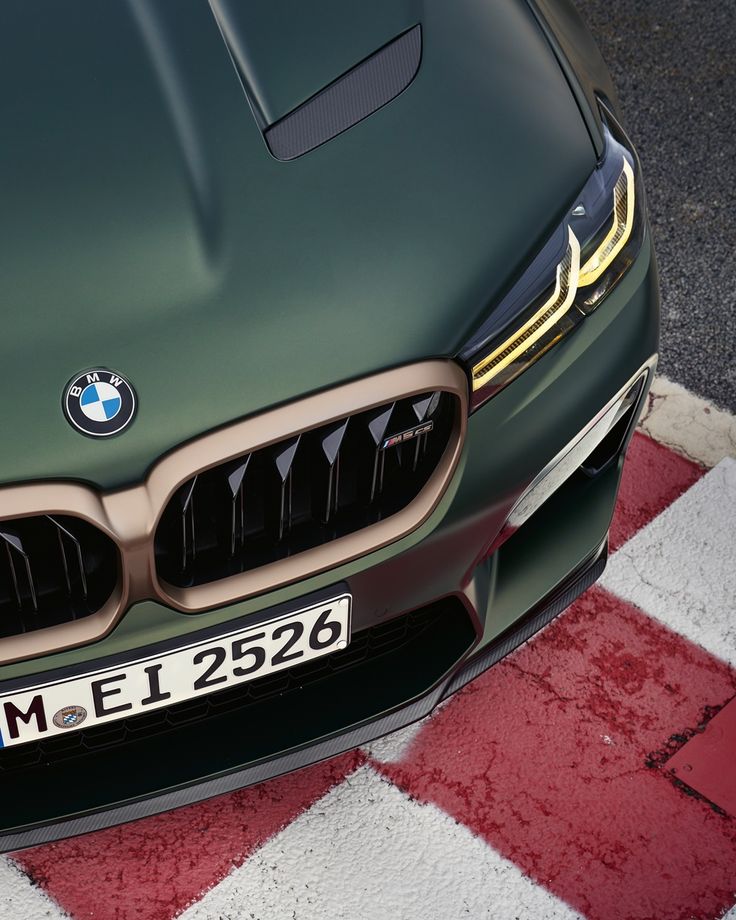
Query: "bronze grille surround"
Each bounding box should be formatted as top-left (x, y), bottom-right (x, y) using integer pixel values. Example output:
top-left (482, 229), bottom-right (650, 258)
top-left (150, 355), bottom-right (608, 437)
top-left (0, 361), bottom-right (467, 665)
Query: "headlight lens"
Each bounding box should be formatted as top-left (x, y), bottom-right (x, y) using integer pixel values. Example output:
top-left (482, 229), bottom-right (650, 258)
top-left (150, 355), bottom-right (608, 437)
top-left (463, 107), bottom-right (645, 411)
top-left (471, 228), bottom-right (581, 392)
top-left (579, 159), bottom-right (635, 287)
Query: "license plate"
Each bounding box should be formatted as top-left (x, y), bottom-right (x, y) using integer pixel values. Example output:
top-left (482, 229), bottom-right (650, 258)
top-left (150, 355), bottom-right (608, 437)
top-left (0, 594), bottom-right (351, 749)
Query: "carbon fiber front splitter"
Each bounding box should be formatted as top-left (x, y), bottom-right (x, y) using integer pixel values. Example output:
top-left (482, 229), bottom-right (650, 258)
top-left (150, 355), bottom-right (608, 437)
top-left (0, 539), bottom-right (606, 853)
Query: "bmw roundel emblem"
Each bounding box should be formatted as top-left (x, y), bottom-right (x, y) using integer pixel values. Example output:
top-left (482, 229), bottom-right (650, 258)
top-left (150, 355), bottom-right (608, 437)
top-left (63, 368), bottom-right (137, 438)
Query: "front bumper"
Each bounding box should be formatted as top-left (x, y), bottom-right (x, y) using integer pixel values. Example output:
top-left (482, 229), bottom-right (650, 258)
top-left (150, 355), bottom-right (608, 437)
top-left (0, 235), bottom-right (659, 851)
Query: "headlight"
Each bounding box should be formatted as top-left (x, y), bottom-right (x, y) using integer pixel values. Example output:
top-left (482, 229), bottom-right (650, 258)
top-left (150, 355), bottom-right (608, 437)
top-left (462, 106), bottom-right (645, 411)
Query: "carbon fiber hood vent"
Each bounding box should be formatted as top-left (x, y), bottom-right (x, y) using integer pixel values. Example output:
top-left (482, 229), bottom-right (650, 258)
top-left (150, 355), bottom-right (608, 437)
top-left (264, 26), bottom-right (422, 160)
top-left (210, 0), bottom-right (422, 161)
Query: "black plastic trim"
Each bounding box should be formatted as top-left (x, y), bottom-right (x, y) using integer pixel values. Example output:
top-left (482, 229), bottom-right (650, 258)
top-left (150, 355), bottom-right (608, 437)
top-left (581, 370), bottom-right (650, 477)
top-left (265, 25), bottom-right (422, 161)
top-left (0, 540), bottom-right (606, 853)
top-left (443, 540), bottom-right (607, 698)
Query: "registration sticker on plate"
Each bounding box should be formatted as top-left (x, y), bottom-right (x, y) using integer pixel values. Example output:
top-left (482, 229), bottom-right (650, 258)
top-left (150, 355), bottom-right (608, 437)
top-left (0, 594), bottom-right (351, 749)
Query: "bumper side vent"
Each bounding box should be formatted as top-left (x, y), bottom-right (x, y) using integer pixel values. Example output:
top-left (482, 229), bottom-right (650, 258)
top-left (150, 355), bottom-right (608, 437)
top-left (0, 516), bottom-right (118, 640)
top-left (580, 375), bottom-right (646, 476)
top-left (155, 391), bottom-right (455, 590)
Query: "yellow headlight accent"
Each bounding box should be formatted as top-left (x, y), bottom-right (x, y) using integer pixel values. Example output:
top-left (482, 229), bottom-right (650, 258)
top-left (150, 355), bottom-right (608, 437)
top-left (471, 228), bottom-right (581, 391)
top-left (578, 158), bottom-right (635, 287)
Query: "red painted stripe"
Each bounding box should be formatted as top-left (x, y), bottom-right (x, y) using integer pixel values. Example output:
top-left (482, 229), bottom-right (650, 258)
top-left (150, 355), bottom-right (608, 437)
top-left (668, 698), bottom-right (736, 818)
top-left (15, 751), bottom-right (364, 920)
top-left (609, 431), bottom-right (704, 552)
top-left (375, 588), bottom-right (736, 920)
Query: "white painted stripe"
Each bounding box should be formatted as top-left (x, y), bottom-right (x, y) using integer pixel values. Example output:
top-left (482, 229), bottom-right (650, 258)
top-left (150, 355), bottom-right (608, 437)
top-left (179, 765), bottom-right (582, 920)
top-left (639, 375), bottom-right (736, 468)
top-left (0, 858), bottom-right (67, 920)
top-left (602, 458), bottom-right (736, 667)
top-left (720, 905), bottom-right (736, 919)
top-left (362, 694), bottom-right (458, 763)
top-left (360, 718), bottom-right (429, 763)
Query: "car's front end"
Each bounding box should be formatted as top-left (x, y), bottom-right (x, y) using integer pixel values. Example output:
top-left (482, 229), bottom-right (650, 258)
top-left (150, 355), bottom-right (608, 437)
top-left (0, 0), bottom-right (658, 849)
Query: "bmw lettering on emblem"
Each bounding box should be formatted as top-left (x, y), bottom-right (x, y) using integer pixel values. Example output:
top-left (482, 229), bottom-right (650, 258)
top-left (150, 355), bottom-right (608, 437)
top-left (63, 368), bottom-right (137, 437)
top-left (52, 705), bottom-right (88, 730)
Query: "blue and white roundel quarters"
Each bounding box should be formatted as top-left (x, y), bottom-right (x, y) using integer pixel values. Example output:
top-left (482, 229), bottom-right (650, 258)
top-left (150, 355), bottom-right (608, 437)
top-left (63, 369), bottom-right (136, 437)
top-left (80, 382), bottom-right (122, 422)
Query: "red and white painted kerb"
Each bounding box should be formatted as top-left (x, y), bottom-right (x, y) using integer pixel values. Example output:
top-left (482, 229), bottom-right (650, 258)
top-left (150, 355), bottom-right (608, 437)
top-left (3, 376), bottom-right (736, 920)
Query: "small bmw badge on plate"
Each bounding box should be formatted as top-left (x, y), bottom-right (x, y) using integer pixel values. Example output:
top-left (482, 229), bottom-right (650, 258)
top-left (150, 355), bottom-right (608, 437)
top-left (63, 368), bottom-right (137, 437)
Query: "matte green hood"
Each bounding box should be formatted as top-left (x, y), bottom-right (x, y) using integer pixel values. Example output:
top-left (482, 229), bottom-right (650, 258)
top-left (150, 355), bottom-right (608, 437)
top-left (0, 0), bottom-right (595, 489)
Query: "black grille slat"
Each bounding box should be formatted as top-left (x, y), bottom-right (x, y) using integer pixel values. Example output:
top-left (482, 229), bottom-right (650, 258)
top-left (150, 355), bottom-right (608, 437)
top-left (272, 435), bottom-right (301, 541)
top-left (0, 527), bottom-right (38, 612)
top-left (365, 402), bottom-right (395, 502)
top-left (179, 477), bottom-right (198, 573)
top-left (47, 515), bottom-right (88, 602)
top-left (317, 419), bottom-right (349, 525)
top-left (155, 392), bottom-right (455, 590)
top-left (0, 516), bottom-right (117, 640)
top-left (223, 456), bottom-right (251, 557)
top-left (409, 392), bottom-right (440, 471)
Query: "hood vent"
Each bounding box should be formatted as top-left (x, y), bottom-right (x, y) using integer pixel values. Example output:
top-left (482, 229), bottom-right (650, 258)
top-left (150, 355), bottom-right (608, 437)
top-left (265, 25), bottom-right (422, 160)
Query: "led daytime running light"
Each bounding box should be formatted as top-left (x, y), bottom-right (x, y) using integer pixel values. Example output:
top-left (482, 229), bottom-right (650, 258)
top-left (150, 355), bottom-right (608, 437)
top-left (471, 228), bottom-right (581, 391)
top-left (578, 159), bottom-right (635, 287)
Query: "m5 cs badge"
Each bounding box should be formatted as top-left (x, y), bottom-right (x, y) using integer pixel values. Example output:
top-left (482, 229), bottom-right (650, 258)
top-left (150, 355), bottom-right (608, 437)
top-left (380, 421), bottom-right (434, 450)
top-left (63, 368), bottom-right (137, 438)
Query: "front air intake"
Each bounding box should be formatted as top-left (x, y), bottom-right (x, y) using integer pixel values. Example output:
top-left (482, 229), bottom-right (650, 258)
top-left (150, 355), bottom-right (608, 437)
top-left (155, 391), bottom-right (455, 589)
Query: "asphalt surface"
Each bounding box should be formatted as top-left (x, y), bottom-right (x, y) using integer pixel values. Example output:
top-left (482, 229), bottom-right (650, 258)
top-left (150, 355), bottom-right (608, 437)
top-left (577, 0), bottom-right (736, 411)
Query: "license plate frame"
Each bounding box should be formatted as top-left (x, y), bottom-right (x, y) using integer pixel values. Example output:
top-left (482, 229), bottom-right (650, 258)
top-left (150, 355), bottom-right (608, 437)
top-left (0, 592), bottom-right (352, 749)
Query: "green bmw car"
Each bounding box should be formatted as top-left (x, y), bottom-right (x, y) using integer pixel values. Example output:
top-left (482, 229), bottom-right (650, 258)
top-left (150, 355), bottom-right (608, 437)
top-left (0, 0), bottom-right (658, 849)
